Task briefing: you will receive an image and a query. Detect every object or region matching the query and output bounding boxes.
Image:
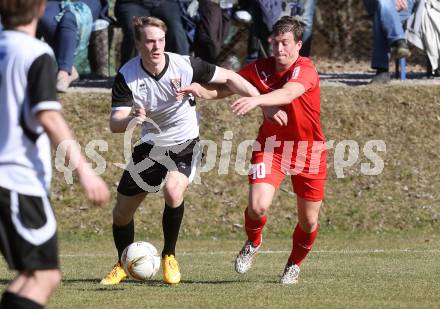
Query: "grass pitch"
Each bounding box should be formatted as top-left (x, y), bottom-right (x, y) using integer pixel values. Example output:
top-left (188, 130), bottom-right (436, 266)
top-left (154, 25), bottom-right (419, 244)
top-left (3, 86), bottom-right (440, 307)
top-left (0, 232), bottom-right (438, 308)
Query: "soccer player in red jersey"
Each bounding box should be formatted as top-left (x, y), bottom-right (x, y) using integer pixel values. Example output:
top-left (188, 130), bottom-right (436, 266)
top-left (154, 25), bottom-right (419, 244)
top-left (231, 15), bottom-right (326, 284)
top-left (181, 15), bottom-right (326, 284)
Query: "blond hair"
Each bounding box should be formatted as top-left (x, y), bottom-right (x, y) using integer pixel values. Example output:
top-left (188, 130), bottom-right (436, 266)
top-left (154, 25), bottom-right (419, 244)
top-left (133, 16), bottom-right (168, 41)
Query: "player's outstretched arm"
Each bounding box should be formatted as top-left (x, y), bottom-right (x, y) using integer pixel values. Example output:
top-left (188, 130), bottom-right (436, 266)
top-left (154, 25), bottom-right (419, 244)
top-left (179, 68), bottom-right (259, 100)
top-left (213, 67), bottom-right (260, 97)
top-left (232, 82), bottom-right (306, 116)
top-left (38, 110), bottom-right (109, 207)
top-left (179, 83), bottom-right (223, 100)
top-left (179, 79), bottom-right (288, 126)
top-left (217, 68), bottom-right (289, 125)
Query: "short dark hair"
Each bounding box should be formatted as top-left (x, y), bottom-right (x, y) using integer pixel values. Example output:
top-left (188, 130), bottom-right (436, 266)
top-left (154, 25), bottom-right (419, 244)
top-left (272, 16), bottom-right (305, 42)
top-left (133, 16), bottom-right (168, 41)
top-left (0, 0), bottom-right (45, 29)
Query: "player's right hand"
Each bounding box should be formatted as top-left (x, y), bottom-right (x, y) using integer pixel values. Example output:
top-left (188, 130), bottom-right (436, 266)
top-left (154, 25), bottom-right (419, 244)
top-left (78, 167), bottom-right (110, 207)
top-left (231, 97), bottom-right (260, 115)
top-left (179, 83), bottom-right (205, 98)
top-left (132, 107), bottom-right (147, 125)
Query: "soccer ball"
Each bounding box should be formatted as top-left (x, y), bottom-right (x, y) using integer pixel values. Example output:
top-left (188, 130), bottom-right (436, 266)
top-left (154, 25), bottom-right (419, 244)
top-left (121, 241), bottom-right (161, 280)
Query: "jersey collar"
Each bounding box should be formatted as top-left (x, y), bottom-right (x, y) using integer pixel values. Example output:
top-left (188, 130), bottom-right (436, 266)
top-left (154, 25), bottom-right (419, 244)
top-left (140, 53), bottom-right (170, 81)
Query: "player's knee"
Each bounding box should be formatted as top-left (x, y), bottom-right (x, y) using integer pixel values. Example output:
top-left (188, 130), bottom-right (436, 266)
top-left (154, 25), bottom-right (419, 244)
top-left (248, 204), bottom-right (268, 219)
top-left (163, 181), bottom-right (185, 206)
top-left (60, 11), bottom-right (77, 29)
top-left (163, 190), bottom-right (184, 207)
top-left (298, 220), bottom-right (318, 233)
top-left (249, 198), bottom-right (270, 218)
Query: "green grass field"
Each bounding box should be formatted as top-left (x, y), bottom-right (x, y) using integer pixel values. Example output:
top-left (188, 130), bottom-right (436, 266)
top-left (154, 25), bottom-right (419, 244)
top-left (2, 87), bottom-right (440, 307)
top-left (1, 232), bottom-right (438, 308)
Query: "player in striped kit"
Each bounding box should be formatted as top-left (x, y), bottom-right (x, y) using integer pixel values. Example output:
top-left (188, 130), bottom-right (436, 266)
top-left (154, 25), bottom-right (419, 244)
top-left (100, 16), bottom-right (261, 285)
top-left (0, 0), bottom-right (109, 307)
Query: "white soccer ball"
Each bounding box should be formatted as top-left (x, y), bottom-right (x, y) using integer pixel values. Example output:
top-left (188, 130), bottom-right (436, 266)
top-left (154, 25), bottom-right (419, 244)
top-left (121, 241), bottom-right (161, 280)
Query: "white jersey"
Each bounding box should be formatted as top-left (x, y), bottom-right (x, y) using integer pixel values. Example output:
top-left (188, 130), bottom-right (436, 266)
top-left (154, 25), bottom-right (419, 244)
top-left (0, 31), bottom-right (61, 196)
top-left (112, 52), bottom-right (217, 146)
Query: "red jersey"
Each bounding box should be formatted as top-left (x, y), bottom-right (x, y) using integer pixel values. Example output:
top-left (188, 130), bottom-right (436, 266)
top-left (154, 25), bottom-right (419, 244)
top-left (239, 56), bottom-right (326, 179)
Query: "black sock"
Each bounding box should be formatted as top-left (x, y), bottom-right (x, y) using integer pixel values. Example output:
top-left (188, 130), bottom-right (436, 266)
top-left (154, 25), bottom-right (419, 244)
top-left (162, 202), bottom-right (184, 258)
top-left (0, 292), bottom-right (43, 309)
top-left (113, 220), bottom-right (134, 262)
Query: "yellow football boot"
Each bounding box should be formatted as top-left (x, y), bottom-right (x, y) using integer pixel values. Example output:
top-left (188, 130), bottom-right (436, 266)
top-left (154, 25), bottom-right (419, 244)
top-left (162, 255), bottom-right (181, 284)
top-left (100, 262), bottom-right (127, 285)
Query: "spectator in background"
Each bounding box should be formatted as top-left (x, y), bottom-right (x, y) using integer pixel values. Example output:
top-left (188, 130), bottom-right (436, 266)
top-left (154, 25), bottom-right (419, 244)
top-left (193, 0), bottom-right (231, 64)
top-left (115, 0), bottom-right (189, 66)
top-left (243, 0), bottom-right (277, 61)
top-left (38, 0), bottom-right (110, 92)
top-left (299, 0), bottom-right (316, 57)
top-left (406, 0), bottom-right (440, 78)
top-left (363, 0), bottom-right (415, 84)
top-left (242, 0), bottom-right (316, 62)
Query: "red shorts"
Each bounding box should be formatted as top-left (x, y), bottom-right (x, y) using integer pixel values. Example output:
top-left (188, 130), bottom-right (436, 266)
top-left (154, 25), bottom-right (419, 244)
top-left (248, 152), bottom-right (326, 202)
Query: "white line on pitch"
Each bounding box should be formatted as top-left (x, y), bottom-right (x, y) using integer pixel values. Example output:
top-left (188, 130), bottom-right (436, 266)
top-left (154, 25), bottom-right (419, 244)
top-left (60, 249), bottom-right (440, 258)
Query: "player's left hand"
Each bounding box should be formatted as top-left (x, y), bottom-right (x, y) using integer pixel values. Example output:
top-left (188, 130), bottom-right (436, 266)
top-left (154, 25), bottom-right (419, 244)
top-left (231, 97), bottom-right (260, 116)
top-left (263, 106), bottom-right (288, 126)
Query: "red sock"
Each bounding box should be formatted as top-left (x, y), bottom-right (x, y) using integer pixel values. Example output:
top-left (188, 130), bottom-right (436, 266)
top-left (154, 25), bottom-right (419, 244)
top-left (288, 224), bottom-right (319, 266)
top-left (244, 208), bottom-right (267, 247)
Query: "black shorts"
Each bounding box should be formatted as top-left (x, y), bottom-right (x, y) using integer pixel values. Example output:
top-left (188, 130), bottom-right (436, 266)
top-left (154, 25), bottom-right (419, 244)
top-left (117, 138), bottom-right (202, 196)
top-left (0, 186), bottom-right (59, 271)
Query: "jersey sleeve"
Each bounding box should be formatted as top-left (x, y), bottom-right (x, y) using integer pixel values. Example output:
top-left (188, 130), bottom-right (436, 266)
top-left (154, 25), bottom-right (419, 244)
top-left (287, 63), bottom-right (318, 91)
top-left (189, 57), bottom-right (216, 83)
top-left (27, 53), bottom-right (61, 114)
top-left (112, 72), bottom-right (133, 109)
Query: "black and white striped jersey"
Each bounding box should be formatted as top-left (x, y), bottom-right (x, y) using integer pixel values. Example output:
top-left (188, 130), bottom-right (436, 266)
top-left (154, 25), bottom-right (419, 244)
top-left (0, 30), bottom-right (61, 196)
top-left (112, 52), bottom-right (217, 146)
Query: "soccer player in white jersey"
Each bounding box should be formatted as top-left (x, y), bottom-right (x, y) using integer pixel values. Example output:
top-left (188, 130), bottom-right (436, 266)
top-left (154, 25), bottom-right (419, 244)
top-left (0, 0), bottom-right (110, 308)
top-left (100, 16), bottom-right (260, 285)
